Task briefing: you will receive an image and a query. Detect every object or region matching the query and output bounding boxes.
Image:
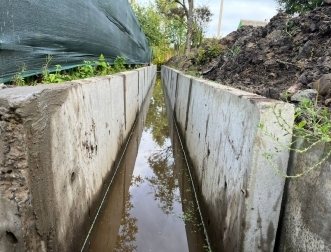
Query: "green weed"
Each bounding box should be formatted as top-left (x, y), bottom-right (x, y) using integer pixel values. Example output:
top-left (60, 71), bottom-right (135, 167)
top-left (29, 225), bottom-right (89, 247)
top-left (259, 99), bottom-right (331, 178)
top-left (12, 65), bottom-right (27, 86)
top-left (227, 46), bottom-right (241, 57)
top-left (14, 54), bottom-right (128, 86)
top-left (42, 55), bottom-right (53, 83)
top-left (77, 60), bottom-right (95, 79)
top-left (113, 56), bottom-right (126, 72)
top-left (283, 20), bottom-right (299, 37)
top-left (197, 43), bottom-right (222, 64)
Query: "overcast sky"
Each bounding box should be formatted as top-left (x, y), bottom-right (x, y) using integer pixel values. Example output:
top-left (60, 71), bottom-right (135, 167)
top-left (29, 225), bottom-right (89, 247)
top-left (135, 0), bottom-right (279, 37)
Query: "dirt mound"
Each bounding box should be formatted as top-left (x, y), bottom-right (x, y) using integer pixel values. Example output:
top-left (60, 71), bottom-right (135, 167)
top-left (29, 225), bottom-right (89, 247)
top-left (167, 4), bottom-right (331, 107)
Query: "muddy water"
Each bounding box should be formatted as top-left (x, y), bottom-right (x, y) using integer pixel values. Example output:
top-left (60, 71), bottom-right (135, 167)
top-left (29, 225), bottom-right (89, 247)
top-left (82, 76), bottom-right (208, 252)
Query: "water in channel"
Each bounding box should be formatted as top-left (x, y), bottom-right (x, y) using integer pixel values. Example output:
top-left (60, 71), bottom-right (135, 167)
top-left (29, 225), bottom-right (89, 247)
top-left (82, 75), bottom-right (208, 252)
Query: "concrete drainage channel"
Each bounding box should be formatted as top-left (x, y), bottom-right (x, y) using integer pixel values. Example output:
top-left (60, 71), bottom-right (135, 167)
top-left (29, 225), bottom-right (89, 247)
top-left (82, 75), bottom-right (212, 252)
top-left (1, 64), bottom-right (329, 251)
top-left (0, 66), bottom-right (156, 252)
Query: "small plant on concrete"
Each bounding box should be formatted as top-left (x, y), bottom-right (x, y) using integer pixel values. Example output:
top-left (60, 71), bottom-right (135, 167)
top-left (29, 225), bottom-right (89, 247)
top-left (259, 99), bottom-right (331, 178)
top-left (94, 54), bottom-right (114, 76)
top-left (113, 56), bottom-right (126, 73)
top-left (42, 55), bottom-right (53, 83)
top-left (12, 65), bottom-right (27, 86)
top-left (26, 54), bottom-right (127, 85)
top-left (10, 54), bottom-right (128, 86)
top-left (43, 64), bottom-right (72, 83)
top-left (76, 61), bottom-right (95, 79)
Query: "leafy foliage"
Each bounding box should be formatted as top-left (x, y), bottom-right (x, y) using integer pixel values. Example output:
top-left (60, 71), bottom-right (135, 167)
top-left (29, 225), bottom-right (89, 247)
top-left (276, 0), bottom-right (322, 14)
top-left (132, 4), bottom-right (164, 46)
top-left (132, 2), bottom-right (174, 67)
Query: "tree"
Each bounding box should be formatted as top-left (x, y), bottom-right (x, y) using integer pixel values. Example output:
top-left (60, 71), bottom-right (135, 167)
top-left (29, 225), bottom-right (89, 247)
top-left (157, 1), bottom-right (212, 55)
top-left (131, 1), bottom-right (212, 61)
top-left (131, 4), bottom-right (164, 46)
top-left (173, 0), bottom-right (194, 56)
top-left (192, 5), bottom-right (212, 48)
top-left (168, 17), bottom-right (187, 51)
top-left (131, 2), bottom-right (173, 66)
top-left (276, 0), bottom-right (322, 14)
top-left (154, 0), bottom-right (194, 56)
top-left (159, 4), bottom-right (187, 51)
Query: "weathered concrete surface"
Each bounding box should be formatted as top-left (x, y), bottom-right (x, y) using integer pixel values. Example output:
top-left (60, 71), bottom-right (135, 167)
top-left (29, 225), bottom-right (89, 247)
top-left (277, 140), bottom-right (331, 252)
top-left (0, 66), bottom-right (156, 252)
top-left (83, 81), bottom-right (152, 251)
top-left (162, 66), bottom-right (295, 252)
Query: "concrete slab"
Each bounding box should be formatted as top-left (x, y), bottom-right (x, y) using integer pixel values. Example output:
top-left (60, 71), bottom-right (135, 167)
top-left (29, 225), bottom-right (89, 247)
top-left (162, 66), bottom-right (294, 252)
top-left (278, 140), bottom-right (331, 252)
top-left (0, 66), bottom-right (156, 251)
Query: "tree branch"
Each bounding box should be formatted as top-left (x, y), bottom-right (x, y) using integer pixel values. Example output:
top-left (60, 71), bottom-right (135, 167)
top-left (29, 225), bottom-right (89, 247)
top-left (174, 0), bottom-right (188, 17)
top-left (174, 0), bottom-right (184, 8)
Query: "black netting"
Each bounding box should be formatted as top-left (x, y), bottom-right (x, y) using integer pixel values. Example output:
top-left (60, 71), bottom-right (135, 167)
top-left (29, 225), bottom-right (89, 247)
top-left (0, 0), bottom-right (152, 83)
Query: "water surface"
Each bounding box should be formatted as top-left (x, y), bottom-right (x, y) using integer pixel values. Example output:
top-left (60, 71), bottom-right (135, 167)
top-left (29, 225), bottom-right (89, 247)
top-left (83, 76), bottom-right (207, 252)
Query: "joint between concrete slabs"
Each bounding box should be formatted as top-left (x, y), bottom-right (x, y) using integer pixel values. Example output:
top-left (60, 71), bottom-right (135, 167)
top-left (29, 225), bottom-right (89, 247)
top-left (184, 78), bottom-right (193, 132)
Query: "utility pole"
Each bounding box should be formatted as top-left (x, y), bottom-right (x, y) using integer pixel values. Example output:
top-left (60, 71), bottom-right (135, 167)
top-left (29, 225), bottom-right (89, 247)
top-left (217, 0), bottom-right (224, 39)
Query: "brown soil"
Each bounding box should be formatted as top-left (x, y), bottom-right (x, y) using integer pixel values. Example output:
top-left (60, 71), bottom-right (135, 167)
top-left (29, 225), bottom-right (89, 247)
top-left (167, 4), bottom-right (331, 107)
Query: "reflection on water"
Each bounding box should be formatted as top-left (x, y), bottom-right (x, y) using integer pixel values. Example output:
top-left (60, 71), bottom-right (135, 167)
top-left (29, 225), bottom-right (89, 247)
top-left (145, 145), bottom-right (180, 215)
top-left (115, 191), bottom-right (138, 252)
top-left (83, 76), bottom-right (207, 252)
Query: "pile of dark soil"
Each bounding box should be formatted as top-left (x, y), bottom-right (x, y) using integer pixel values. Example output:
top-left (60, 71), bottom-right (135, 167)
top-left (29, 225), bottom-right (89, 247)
top-left (167, 3), bottom-right (331, 107)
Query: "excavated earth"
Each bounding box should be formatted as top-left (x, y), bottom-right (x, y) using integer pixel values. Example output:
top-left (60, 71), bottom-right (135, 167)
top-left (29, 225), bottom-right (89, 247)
top-left (167, 4), bottom-right (331, 108)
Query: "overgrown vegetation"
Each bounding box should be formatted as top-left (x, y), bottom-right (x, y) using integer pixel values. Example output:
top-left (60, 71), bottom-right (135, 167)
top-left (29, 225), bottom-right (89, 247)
top-left (259, 98), bottom-right (331, 178)
top-left (11, 55), bottom-right (128, 86)
top-left (197, 39), bottom-right (222, 65)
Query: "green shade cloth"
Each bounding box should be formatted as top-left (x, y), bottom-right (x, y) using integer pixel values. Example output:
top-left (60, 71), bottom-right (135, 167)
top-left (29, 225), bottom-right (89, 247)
top-left (0, 0), bottom-right (152, 83)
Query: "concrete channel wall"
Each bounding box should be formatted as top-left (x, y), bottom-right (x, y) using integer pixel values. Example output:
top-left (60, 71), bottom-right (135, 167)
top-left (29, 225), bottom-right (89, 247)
top-left (277, 139), bottom-right (331, 252)
top-left (0, 66), bottom-right (156, 252)
top-left (161, 66), bottom-right (295, 252)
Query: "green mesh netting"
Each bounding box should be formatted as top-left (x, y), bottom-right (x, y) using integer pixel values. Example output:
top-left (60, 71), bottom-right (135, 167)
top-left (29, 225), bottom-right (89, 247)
top-left (0, 0), bottom-right (152, 83)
